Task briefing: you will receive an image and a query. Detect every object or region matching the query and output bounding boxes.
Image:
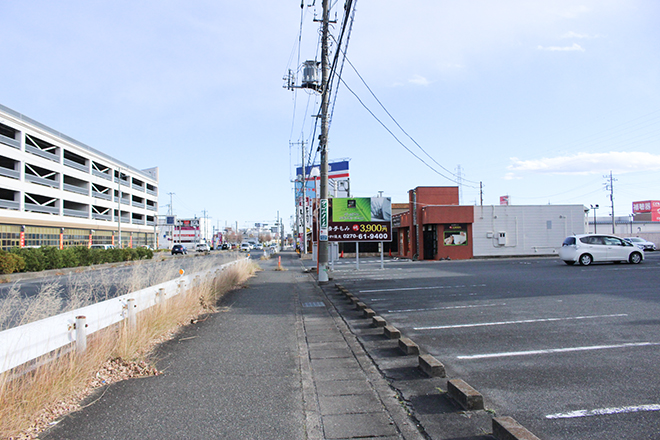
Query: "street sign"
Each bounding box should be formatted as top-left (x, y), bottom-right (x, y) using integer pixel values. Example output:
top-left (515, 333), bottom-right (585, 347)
top-left (320, 199), bottom-right (328, 241)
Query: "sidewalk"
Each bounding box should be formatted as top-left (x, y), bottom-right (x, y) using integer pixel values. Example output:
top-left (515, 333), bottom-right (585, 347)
top-left (40, 252), bottom-right (424, 440)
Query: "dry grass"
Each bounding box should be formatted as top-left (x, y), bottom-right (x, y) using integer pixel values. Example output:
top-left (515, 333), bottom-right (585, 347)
top-left (0, 258), bottom-right (256, 439)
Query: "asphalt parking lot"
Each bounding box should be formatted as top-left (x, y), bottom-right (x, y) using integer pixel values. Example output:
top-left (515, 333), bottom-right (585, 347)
top-left (326, 252), bottom-right (660, 439)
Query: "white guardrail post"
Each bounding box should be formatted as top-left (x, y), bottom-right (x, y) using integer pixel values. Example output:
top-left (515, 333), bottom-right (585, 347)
top-left (75, 316), bottom-right (87, 353)
top-left (0, 257), bottom-right (248, 374)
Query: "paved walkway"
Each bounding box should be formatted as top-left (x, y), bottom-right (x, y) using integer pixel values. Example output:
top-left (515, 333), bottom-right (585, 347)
top-left (41, 252), bottom-right (424, 440)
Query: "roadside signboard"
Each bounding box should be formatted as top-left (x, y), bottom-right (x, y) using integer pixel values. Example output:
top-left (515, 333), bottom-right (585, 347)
top-left (320, 199), bottom-right (328, 241)
top-left (328, 197), bottom-right (392, 242)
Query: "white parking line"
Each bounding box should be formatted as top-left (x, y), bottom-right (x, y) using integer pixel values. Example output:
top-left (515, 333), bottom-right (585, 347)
top-left (456, 341), bottom-right (660, 360)
top-left (388, 303), bottom-right (506, 313)
top-left (359, 284), bottom-right (486, 293)
top-left (546, 404), bottom-right (660, 419)
top-left (415, 313), bottom-right (627, 331)
top-left (371, 292), bottom-right (478, 302)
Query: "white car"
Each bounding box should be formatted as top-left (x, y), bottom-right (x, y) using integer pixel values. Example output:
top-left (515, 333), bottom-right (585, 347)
top-left (623, 237), bottom-right (656, 252)
top-left (559, 234), bottom-right (644, 266)
top-left (240, 243), bottom-right (251, 252)
top-left (195, 243), bottom-right (210, 252)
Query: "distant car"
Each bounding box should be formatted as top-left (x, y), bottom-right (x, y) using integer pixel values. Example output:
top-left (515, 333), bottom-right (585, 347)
top-left (90, 244), bottom-right (114, 250)
top-left (269, 244), bottom-right (278, 253)
top-left (240, 243), bottom-right (251, 252)
top-left (559, 234), bottom-right (644, 266)
top-left (623, 237), bottom-right (656, 251)
top-left (195, 243), bottom-right (210, 252)
top-left (255, 243), bottom-right (263, 250)
top-left (171, 244), bottom-right (187, 255)
top-left (221, 243), bottom-right (230, 250)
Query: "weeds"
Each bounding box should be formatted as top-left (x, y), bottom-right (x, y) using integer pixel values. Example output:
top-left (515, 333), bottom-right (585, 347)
top-left (0, 257), bottom-right (256, 439)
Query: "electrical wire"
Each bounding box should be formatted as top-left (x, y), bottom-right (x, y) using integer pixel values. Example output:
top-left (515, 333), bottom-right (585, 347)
top-left (338, 75), bottom-right (469, 186)
top-left (340, 54), bottom-right (480, 187)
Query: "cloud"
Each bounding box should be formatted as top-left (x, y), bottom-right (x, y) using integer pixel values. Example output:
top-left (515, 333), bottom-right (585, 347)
top-left (561, 31), bottom-right (602, 39)
top-left (537, 42), bottom-right (585, 52)
top-left (508, 152), bottom-right (660, 176)
top-left (408, 74), bottom-right (432, 86)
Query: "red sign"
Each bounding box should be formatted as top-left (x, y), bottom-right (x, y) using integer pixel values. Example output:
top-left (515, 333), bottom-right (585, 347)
top-left (500, 195), bottom-right (509, 205)
top-left (632, 200), bottom-right (660, 214)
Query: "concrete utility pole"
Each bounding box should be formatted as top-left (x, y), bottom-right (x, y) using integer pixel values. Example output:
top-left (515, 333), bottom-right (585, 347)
top-left (604, 171), bottom-right (617, 234)
top-left (317, 0), bottom-right (330, 284)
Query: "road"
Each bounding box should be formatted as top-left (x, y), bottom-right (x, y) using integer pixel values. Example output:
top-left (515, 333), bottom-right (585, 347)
top-left (0, 250), bottom-right (240, 329)
top-left (327, 252), bottom-right (660, 439)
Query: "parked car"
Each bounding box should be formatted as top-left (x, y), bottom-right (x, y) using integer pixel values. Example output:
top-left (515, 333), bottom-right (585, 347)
top-left (90, 244), bottom-right (114, 250)
top-left (559, 234), bottom-right (644, 266)
top-left (623, 237), bottom-right (656, 251)
top-left (195, 243), bottom-right (210, 252)
top-left (171, 244), bottom-right (187, 255)
top-left (269, 244), bottom-right (278, 253)
top-left (240, 243), bottom-right (251, 252)
top-left (221, 243), bottom-right (230, 250)
top-left (255, 243), bottom-right (263, 250)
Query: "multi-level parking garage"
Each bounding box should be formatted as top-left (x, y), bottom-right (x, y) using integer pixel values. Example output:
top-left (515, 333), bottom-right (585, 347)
top-left (0, 104), bottom-right (158, 249)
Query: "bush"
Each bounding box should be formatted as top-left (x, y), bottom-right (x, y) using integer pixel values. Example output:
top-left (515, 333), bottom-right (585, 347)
top-left (10, 248), bottom-right (45, 272)
top-left (41, 246), bottom-right (64, 270)
top-left (0, 250), bottom-right (25, 274)
top-left (60, 247), bottom-right (79, 268)
top-left (135, 247), bottom-right (153, 260)
top-left (2, 245), bottom-right (153, 273)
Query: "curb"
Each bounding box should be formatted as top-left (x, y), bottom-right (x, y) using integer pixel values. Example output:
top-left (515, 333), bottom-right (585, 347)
top-left (492, 417), bottom-right (541, 440)
top-left (333, 282), bottom-right (543, 440)
top-left (447, 379), bottom-right (484, 411)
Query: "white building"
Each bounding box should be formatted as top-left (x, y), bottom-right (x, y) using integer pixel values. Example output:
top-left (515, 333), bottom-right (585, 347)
top-left (0, 104), bottom-right (158, 249)
top-left (472, 204), bottom-right (587, 257)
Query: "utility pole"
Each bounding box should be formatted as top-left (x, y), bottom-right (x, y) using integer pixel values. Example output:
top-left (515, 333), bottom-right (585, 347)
top-left (168, 192), bottom-right (175, 244)
top-left (604, 171), bottom-right (617, 234)
top-left (456, 165), bottom-right (463, 205)
top-left (317, 0), bottom-right (330, 284)
top-left (296, 141), bottom-right (307, 255)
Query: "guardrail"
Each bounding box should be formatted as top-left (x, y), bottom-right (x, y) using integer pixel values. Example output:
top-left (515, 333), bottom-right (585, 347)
top-left (0, 257), bottom-right (248, 374)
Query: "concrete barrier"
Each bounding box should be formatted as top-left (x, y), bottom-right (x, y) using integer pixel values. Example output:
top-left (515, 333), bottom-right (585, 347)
top-left (418, 354), bottom-right (446, 377)
top-left (398, 337), bottom-right (419, 355)
top-left (355, 301), bottom-right (367, 311)
top-left (372, 316), bottom-right (387, 328)
top-left (363, 308), bottom-right (376, 318)
top-left (492, 417), bottom-right (541, 440)
top-left (383, 325), bottom-right (401, 339)
top-left (447, 379), bottom-right (484, 410)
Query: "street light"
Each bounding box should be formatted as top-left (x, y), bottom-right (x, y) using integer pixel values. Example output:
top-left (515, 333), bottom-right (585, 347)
top-left (590, 204), bottom-right (599, 233)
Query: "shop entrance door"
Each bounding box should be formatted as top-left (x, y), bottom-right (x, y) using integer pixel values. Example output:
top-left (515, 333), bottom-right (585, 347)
top-left (423, 227), bottom-right (437, 260)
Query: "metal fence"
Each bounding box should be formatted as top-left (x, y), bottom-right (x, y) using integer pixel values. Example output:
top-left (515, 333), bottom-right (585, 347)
top-left (0, 257), bottom-right (248, 374)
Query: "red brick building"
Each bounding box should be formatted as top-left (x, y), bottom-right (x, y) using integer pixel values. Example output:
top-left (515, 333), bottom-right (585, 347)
top-left (393, 186), bottom-right (474, 261)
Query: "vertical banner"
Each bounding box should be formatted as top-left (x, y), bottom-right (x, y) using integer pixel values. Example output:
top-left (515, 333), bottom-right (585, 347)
top-left (59, 230), bottom-right (64, 250)
top-left (88, 233), bottom-right (92, 248)
top-left (320, 199), bottom-right (328, 241)
top-left (20, 230), bottom-right (25, 248)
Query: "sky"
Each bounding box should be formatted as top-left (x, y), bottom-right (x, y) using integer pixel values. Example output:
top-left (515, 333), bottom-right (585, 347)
top-left (1, 1), bottom-right (659, 231)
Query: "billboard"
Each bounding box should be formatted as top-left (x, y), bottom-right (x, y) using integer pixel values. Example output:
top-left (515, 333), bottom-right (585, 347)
top-left (633, 200), bottom-right (660, 221)
top-left (328, 197), bottom-right (392, 242)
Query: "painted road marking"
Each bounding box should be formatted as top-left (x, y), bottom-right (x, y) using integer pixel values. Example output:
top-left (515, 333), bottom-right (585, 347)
top-left (371, 292), bottom-right (478, 302)
top-left (415, 313), bottom-right (627, 331)
top-left (359, 284), bottom-right (486, 293)
top-left (546, 404), bottom-right (660, 419)
top-left (388, 303), bottom-right (506, 313)
top-left (456, 341), bottom-right (660, 360)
